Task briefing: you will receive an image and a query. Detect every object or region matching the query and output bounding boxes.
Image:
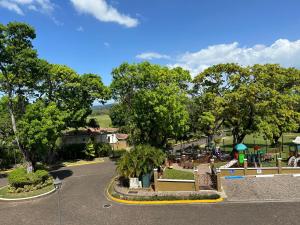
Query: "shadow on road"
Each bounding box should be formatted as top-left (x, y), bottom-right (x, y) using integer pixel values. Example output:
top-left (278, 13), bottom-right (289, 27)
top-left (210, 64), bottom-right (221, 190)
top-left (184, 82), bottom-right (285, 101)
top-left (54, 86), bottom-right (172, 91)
top-left (0, 173), bottom-right (7, 179)
top-left (50, 169), bottom-right (73, 180)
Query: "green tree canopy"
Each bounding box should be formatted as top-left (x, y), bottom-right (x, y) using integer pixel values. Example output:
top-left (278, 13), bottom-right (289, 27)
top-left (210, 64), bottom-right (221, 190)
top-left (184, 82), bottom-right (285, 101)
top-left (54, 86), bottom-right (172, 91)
top-left (110, 62), bottom-right (191, 147)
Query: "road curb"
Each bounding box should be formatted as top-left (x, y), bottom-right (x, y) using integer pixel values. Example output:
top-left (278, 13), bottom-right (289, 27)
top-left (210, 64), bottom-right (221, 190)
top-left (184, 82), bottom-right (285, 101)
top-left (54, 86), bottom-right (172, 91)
top-left (105, 178), bottom-right (224, 205)
top-left (0, 185), bottom-right (56, 202)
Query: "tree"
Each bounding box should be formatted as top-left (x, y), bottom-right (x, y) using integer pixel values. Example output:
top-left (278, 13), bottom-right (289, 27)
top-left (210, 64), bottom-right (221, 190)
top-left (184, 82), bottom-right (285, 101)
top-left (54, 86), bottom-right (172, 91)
top-left (17, 101), bottom-right (68, 167)
top-left (110, 62), bottom-right (191, 147)
top-left (116, 145), bottom-right (165, 179)
top-left (87, 118), bottom-right (100, 128)
top-left (193, 63), bottom-right (254, 146)
top-left (41, 65), bottom-right (110, 129)
top-left (0, 22), bottom-right (42, 171)
top-left (252, 64), bottom-right (300, 145)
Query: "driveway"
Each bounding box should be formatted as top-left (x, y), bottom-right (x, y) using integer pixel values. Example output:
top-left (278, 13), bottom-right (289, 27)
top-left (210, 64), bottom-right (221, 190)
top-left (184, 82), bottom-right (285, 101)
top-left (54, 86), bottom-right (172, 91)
top-left (0, 160), bottom-right (300, 225)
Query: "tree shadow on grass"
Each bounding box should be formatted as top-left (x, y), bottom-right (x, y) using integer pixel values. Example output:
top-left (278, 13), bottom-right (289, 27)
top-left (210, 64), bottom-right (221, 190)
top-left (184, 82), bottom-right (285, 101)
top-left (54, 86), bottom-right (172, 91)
top-left (50, 169), bottom-right (73, 180)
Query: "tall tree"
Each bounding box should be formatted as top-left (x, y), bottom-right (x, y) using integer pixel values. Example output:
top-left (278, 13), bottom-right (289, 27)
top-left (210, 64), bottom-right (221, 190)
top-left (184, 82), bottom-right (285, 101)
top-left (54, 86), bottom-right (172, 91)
top-left (193, 63), bottom-right (255, 146)
top-left (111, 62), bottom-right (191, 147)
top-left (252, 64), bottom-right (300, 145)
top-left (0, 22), bottom-right (42, 171)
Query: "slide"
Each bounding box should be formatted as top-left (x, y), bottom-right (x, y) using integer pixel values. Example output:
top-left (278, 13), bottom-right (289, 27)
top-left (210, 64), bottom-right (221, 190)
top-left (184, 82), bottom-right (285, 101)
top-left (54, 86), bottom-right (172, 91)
top-left (288, 156), bottom-right (300, 167)
top-left (288, 156), bottom-right (296, 166)
top-left (294, 157), bottom-right (300, 167)
top-left (220, 159), bottom-right (238, 169)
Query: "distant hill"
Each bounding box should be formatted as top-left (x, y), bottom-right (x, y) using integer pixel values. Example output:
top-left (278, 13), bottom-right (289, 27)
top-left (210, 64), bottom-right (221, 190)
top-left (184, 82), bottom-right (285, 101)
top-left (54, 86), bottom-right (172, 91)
top-left (91, 103), bottom-right (115, 115)
top-left (92, 103), bottom-right (114, 110)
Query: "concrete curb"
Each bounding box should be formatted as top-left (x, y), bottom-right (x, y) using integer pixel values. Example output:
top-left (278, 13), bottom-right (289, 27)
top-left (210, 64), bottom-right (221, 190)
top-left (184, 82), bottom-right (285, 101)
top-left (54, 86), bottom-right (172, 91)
top-left (0, 185), bottom-right (56, 202)
top-left (105, 178), bottom-right (224, 205)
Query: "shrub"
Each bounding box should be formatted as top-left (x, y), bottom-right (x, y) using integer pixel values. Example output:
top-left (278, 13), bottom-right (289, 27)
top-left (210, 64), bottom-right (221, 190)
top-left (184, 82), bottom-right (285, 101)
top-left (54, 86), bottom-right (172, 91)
top-left (35, 170), bottom-right (49, 182)
top-left (84, 139), bottom-right (96, 160)
top-left (95, 143), bottom-right (112, 157)
top-left (111, 149), bottom-right (127, 159)
top-left (59, 143), bottom-right (86, 160)
top-left (8, 168), bottom-right (50, 189)
top-left (117, 145), bottom-right (165, 178)
top-left (8, 168), bottom-right (31, 188)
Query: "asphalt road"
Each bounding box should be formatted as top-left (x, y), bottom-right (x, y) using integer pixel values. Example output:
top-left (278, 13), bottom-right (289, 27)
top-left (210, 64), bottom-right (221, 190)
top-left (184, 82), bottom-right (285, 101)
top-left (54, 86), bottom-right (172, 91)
top-left (0, 160), bottom-right (300, 225)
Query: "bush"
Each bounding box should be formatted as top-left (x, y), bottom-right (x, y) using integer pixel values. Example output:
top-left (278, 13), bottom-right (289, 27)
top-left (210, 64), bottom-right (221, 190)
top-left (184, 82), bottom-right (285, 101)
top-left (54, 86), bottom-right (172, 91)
top-left (95, 143), bottom-right (112, 157)
top-left (111, 149), bottom-right (126, 159)
top-left (8, 168), bottom-right (50, 189)
top-left (35, 170), bottom-right (49, 182)
top-left (8, 168), bottom-right (31, 188)
top-left (59, 143), bottom-right (86, 160)
top-left (117, 145), bottom-right (165, 178)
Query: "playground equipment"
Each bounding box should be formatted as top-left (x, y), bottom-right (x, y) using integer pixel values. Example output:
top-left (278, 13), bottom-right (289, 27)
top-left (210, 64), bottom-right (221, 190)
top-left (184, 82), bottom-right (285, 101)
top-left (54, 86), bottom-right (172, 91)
top-left (288, 137), bottom-right (300, 167)
top-left (220, 159), bottom-right (238, 168)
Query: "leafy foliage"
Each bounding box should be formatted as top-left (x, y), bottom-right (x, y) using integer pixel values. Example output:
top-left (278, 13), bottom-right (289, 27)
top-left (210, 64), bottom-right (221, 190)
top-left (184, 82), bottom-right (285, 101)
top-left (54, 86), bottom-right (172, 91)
top-left (8, 168), bottom-right (50, 189)
top-left (84, 139), bottom-right (96, 159)
top-left (117, 145), bottom-right (165, 178)
top-left (111, 62), bottom-right (191, 147)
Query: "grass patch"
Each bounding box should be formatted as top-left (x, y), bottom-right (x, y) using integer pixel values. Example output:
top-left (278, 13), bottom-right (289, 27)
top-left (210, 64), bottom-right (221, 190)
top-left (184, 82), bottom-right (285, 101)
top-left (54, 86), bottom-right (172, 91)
top-left (62, 158), bottom-right (104, 167)
top-left (220, 132), bottom-right (300, 154)
top-left (0, 184), bottom-right (54, 199)
top-left (163, 168), bottom-right (194, 180)
top-left (87, 114), bottom-right (112, 128)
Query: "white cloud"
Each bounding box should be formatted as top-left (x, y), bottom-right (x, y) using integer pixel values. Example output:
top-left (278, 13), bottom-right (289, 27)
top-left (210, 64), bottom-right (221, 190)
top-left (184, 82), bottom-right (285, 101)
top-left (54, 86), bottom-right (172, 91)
top-left (170, 39), bottom-right (300, 76)
top-left (136, 52), bottom-right (170, 60)
top-left (76, 26), bottom-right (84, 32)
top-left (0, 0), bottom-right (54, 15)
top-left (70, 0), bottom-right (139, 28)
top-left (0, 0), bottom-right (24, 15)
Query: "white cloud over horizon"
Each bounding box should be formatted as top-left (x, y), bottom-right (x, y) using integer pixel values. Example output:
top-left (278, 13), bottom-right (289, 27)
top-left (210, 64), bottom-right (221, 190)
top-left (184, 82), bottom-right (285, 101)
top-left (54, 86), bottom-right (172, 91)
top-left (70, 0), bottom-right (139, 28)
top-left (0, 0), bottom-right (54, 15)
top-left (167, 39), bottom-right (300, 76)
top-left (136, 52), bottom-right (170, 60)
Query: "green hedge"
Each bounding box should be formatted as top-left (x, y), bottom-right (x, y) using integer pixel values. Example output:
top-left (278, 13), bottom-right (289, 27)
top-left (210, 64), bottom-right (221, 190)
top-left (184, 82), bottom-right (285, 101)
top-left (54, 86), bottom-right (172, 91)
top-left (111, 149), bottom-right (127, 159)
top-left (8, 168), bottom-right (50, 188)
top-left (111, 192), bottom-right (220, 201)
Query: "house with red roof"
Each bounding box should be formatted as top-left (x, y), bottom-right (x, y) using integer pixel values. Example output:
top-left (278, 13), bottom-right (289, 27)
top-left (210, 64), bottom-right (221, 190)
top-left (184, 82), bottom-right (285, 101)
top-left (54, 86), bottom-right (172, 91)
top-left (62, 127), bottom-right (129, 150)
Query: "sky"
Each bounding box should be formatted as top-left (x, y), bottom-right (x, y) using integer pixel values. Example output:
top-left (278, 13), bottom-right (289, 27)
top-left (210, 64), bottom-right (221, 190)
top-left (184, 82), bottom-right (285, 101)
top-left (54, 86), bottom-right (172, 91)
top-left (1, 0), bottom-right (300, 85)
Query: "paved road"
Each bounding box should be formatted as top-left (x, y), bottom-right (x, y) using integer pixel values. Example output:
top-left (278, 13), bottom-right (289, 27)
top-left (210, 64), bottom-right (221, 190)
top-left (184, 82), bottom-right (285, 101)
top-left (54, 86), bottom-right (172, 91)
top-left (1, 160), bottom-right (300, 225)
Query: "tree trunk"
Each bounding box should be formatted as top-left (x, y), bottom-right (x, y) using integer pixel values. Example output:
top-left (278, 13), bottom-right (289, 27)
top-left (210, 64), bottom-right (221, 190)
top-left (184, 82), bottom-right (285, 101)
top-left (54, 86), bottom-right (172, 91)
top-left (207, 134), bottom-right (214, 149)
top-left (232, 132), bottom-right (246, 147)
top-left (8, 98), bottom-right (33, 173)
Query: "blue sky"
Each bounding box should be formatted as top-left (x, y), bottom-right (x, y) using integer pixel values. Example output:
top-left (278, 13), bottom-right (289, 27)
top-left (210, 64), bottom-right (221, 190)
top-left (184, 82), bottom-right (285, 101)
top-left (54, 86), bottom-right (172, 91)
top-left (1, 0), bottom-right (300, 85)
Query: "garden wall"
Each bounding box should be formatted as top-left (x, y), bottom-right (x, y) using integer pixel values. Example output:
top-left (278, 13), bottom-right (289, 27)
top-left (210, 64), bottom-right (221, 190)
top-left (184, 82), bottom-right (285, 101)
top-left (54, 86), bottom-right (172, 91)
top-left (155, 179), bottom-right (196, 191)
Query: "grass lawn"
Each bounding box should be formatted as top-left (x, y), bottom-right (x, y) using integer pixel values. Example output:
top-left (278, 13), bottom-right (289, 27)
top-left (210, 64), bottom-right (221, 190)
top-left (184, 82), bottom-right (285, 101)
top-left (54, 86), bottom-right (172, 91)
top-left (163, 168), bottom-right (194, 180)
top-left (220, 132), bottom-right (300, 154)
top-left (0, 184), bottom-right (54, 199)
top-left (87, 114), bottom-right (112, 128)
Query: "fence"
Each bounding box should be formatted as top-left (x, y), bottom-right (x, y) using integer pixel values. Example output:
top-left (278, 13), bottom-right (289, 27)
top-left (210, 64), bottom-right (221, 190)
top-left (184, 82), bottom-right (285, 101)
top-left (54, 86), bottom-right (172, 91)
top-left (213, 157), bottom-right (300, 191)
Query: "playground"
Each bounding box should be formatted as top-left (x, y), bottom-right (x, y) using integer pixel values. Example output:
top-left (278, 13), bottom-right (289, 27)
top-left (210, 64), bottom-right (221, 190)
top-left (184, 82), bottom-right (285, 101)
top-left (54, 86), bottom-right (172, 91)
top-left (165, 133), bottom-right (300, 191)
top-left (169, 133), bottom-right (300, 169)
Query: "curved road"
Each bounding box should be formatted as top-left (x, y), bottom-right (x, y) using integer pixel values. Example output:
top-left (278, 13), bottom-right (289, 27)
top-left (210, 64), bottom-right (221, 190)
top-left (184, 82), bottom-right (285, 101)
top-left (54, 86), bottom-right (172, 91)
top-left (0, 160), bottom-right (299, 225)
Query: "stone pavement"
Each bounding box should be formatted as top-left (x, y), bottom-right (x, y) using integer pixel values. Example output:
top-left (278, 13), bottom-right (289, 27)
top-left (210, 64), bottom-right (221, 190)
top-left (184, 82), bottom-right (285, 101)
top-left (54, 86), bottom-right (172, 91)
top-left (222, 174), bottom-right (300, 202)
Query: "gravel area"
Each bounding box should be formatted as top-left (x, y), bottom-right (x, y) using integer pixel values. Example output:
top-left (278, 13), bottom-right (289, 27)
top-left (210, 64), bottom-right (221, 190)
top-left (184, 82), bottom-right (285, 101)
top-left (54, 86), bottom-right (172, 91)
top-left (222, 174), bottom-right (300, 201)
